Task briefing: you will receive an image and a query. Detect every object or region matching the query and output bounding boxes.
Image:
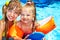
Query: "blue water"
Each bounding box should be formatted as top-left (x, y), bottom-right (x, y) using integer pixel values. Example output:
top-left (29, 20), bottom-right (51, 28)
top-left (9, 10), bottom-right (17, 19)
top-left (0, 0), bottom-right (60, 40)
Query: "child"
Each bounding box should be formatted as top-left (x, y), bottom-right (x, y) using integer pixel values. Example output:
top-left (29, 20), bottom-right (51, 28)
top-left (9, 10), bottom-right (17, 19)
top-left (2, 0), bottom-right (22, 40)
top-left (4, 0), bottom-right (22, 28)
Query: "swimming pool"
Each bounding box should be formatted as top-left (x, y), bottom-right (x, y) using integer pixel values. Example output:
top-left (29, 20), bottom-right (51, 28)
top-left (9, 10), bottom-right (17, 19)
top-left (0, 0), bottom-right (60, 40)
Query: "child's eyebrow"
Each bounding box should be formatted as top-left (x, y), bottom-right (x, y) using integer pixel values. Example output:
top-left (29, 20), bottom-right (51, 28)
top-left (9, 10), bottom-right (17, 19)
top-left (8, 6), bottom-right (17, 11)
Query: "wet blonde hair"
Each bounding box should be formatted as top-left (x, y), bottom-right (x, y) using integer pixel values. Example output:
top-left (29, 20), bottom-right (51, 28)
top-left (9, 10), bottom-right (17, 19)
top-left (2, 0), bottom-right (22, 15)
top-left (2, 0), bottom-right (22, 21)
top-left (22, 2), bottom-right (36, 17)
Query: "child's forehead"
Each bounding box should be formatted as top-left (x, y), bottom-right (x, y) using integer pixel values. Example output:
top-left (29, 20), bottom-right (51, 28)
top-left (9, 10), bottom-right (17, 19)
top-left (8, 1), bottom-right (21, 11)
top-left (22, 7), bottom-right (33, 13)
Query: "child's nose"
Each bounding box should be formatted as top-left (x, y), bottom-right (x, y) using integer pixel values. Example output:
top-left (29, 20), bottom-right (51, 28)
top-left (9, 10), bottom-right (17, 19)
top-left (24, 15), bottom-right (27, 18)
top-left (11, 12), bottom-right (14, 16)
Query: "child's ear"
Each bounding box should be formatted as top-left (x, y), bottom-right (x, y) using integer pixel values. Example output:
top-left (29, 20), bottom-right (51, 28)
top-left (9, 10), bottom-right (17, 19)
top-left (32, 15), bottom-right (35, 21)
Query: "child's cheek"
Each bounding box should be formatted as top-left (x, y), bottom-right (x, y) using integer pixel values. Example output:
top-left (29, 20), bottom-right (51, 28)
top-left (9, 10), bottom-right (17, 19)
top-left (14, 14), bottom-right (18, 18)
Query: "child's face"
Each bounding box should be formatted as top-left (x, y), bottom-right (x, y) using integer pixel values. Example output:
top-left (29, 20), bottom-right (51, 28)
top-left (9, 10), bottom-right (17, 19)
top-left (21, 7), bottom-right (34, 23)
top-left (6, 7), bottom-right (19, 21)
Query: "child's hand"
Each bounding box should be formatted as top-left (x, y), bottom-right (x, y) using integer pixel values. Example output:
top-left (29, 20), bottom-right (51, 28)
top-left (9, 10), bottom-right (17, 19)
top-left (0, 20), bottom-right (5, 34)
top-left (24, 35), bottom-right (29, 39)
top-left (13, 36), bottom-right (22, 40)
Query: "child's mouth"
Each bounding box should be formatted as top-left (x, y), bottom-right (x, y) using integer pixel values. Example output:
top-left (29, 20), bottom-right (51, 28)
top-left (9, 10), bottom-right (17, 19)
top-left (9, 16), bottom-right (14, 19)
top-left (23, 20), bottom-right (29, 23)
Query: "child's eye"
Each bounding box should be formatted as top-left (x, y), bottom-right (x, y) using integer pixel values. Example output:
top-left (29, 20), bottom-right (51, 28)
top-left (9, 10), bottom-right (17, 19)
top-left (8, 10), bottom-right (12, 12)
top-left (14, 11), bottom-right (19, 14)
top-left (15, 12), bottom-right (17, 14)
top-left (27, 14), bottom-right (30, 16)
top-left (21, 14), bottom-right (24, 16)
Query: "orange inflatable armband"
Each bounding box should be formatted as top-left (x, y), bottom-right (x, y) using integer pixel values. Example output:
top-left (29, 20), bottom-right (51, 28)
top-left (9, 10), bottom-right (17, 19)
top-left (36, 16), bottom-right (56, 34)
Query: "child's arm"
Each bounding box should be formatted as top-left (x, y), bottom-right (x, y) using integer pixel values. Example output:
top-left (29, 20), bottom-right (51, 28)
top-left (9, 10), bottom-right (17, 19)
top-left (0, 33), bottom-right (2, 40)
top-left (13, 37), bottom-right (22, 40)
top-left (0, 20), bottom-right (5, 40)
top-left (13, 36), bottom-right (27, 40)
top-left (24, 34), bottom-right (30, 39)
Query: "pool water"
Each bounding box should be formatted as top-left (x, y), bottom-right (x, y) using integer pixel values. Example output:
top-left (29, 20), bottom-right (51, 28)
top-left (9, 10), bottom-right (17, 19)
top-left (0, 0), bottom-right (60, 40)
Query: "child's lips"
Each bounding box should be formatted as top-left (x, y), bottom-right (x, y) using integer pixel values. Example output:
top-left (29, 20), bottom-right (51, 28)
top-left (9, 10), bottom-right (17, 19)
top-left (23, 19), bottom-right (28, 21)
top-left (9, 16), bottom-right (14, 20)
top-left (23, 19), bottom-right (29, 23)
top-left (24, 19), bottom-right (28, 21)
